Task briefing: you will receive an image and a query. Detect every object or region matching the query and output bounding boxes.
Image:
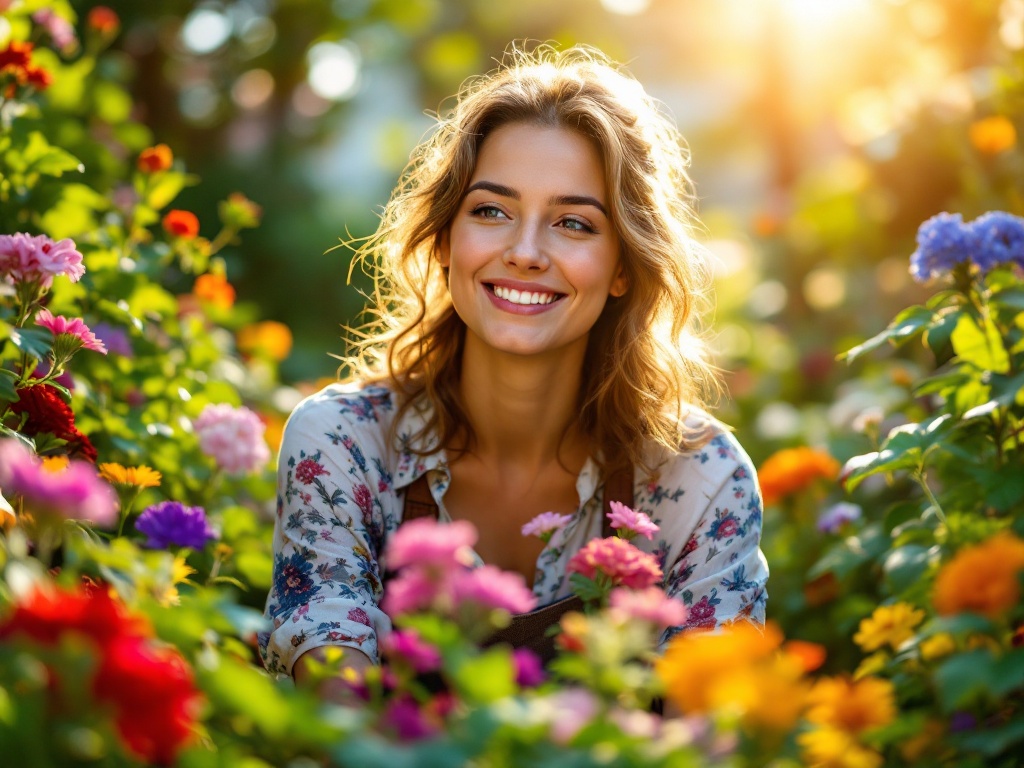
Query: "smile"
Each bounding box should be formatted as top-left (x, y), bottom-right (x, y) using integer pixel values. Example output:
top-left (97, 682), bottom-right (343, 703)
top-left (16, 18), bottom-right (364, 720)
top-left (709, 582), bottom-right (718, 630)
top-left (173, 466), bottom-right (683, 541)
top-left (489, 285), bottom-right (561, 305)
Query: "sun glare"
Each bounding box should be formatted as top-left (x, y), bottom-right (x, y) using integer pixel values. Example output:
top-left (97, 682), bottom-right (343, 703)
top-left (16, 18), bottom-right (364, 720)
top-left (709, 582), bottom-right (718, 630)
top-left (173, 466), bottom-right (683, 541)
top-left (777, 0), bottom-right (874, 27)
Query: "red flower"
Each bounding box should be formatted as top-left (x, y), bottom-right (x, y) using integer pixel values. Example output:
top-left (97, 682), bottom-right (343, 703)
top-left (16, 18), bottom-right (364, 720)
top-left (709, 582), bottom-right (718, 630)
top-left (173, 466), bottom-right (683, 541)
top-left (9, 384), bottom-right (98, 462)
top-left (162, 209), bottom-right (200, 240)
top-left (138, 144), bottom-right (173, 173)
top-left (24, 65), bottom-right (52, 90)
top-left (295, 457), bottom-right (328, 485)
top-left (0, 584), bottom-right (146, 647)
top-left (86, 6), bottom-right (121, 36)
top-left (0, 41), bottom-right (33, 70)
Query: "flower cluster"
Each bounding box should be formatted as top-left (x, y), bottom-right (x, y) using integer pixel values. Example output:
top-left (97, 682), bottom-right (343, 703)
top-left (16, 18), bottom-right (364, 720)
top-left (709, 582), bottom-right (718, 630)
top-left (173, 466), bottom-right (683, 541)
top-left (192, 403), bottom-right (271, 475)
top-left (7, 384), bottom-right (98, 461)
top-left (566, 535), bottom-right (663, 590)
top-left (0, 233), bottom-right (84, 290)
top-left (0, 41), bottom-right (52, 96)
top-left (910, 210), bottom-right (1024, 282)
top-left (758, 446), bottom-right (840, 507)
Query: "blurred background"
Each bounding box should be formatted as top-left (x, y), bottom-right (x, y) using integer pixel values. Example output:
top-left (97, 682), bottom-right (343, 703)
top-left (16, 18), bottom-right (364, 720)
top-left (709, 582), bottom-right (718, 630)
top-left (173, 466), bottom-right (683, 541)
top-left (72, 0), bottom-right (1024, 462)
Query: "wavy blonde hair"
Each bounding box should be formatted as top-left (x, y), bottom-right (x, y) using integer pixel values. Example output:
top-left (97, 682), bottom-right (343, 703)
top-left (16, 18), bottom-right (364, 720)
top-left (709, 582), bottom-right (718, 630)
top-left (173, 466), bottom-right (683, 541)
top-left (341, 44), bottom-right (720, 472)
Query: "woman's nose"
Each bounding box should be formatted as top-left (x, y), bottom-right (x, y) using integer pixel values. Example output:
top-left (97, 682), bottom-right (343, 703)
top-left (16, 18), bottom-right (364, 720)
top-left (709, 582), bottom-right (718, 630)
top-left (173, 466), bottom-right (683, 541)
top-left (502, 221), bottom-right (548, 271)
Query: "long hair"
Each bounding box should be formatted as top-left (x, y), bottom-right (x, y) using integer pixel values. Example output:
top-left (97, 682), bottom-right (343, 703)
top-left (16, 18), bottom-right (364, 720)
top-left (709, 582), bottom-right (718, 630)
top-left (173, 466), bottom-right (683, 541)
top-left (341, 44), bottom-right (720, 472)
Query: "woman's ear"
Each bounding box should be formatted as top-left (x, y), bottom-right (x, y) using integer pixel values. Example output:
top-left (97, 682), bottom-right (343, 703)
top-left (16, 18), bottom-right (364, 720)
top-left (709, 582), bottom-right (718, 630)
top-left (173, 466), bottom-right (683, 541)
top-left (609, 262), bottom-right (628, 297)
top-left (438, 229), bottom-right (451, 268)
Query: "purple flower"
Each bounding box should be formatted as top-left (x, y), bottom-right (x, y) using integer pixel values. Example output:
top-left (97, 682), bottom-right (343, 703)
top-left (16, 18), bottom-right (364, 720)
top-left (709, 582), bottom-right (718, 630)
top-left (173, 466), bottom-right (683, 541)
top-left (135, 501), bottom-right (217, 549)
top-left (90, 323), bottom-right (133, 357)
top-left (969, 211), bottom-right (1024, 271)
top-left (910, 213), bottom-right (975, 282)
top-left (512, 647), bottom-right (545, 687)
top-left (383, 696), bottom-right (438, 741)
top-left (816, 502), bottom-right (862, 534)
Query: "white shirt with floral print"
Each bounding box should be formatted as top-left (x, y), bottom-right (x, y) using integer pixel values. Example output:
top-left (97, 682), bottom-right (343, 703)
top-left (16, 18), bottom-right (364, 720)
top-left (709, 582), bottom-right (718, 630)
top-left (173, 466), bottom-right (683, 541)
top-left (259, 383), bottom-right (769, 677)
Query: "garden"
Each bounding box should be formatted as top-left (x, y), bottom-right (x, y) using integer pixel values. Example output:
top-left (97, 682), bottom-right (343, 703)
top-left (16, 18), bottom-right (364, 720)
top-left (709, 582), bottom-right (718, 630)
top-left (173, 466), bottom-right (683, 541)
top-left (1, 1), bottom-right (1023, 766)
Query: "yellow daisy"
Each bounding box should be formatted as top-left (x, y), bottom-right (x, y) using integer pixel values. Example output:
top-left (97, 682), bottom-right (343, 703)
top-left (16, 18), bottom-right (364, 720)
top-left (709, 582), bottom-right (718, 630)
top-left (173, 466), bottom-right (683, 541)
top-left (98, 462), bottom-right (162, 488)
top-left (853, 602), bottom-right (925, 652)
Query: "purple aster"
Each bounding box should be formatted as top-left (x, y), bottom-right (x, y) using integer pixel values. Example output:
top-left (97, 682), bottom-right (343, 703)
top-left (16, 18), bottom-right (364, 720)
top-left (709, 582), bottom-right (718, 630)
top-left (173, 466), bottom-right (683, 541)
top-left (968, 211), bottom-right (1024, 271)
top-left (135, 500), bottom-right (217, 549)
top-left (909, 213), bottom-right (975, 282)
top-left (816, 502), bottom-right (862, 534)
top-left (90, 322), bottom-right (133, 357)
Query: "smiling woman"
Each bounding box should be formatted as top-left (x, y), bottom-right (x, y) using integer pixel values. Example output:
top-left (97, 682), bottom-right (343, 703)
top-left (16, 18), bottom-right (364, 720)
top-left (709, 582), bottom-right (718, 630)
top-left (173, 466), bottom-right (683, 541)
top-left (260, 44), bottom-right (769, 703)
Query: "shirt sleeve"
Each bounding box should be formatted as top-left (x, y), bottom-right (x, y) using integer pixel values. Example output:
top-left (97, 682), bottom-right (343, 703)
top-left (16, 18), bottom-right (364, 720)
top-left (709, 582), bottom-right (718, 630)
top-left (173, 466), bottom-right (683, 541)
top-left (258, 389), bottom-right (395, 676)
top-left (653, 431), bottom-right (769, 648)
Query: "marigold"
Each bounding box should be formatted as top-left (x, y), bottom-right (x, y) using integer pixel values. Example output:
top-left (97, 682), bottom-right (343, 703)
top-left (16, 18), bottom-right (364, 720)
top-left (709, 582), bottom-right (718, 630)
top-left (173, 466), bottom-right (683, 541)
top-left (853, 602), bottom-right (925, 652)
top-left (162, 209), bottom-right (200, 240)
top-left (933, 532), bottom-right (1024, 618)
top-left (969, 115), bottom-right (1016, 155)
top-left (805, 675), bottom-right (896, 735)
top-left (236, 320), bottom-right (293, 361)
top-left (98, 463), bottom-right (162, 489)
top-left (798, 726), bottom-right (884, 768)
top-left (919, 632), bottom-right (956, 661)
top-left (86, 6), bottom-right (121, 36)
top-left (193, 273), bottom-right (236, 310)
top-left (137, 144), bottom-right (173, 173)
top-left (758, 446), bottom-right (840, 506)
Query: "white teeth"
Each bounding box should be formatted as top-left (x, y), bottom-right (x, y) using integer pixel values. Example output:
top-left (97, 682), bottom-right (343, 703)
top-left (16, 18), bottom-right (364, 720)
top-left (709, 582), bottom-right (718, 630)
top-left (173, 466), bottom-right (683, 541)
top-left (493, 285), bottom-right (557, 305)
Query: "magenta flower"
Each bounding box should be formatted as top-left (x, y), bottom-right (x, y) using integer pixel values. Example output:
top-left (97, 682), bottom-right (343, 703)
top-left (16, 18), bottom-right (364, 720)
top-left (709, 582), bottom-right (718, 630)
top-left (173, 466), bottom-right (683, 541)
top-left (450, 565), bottom-right (537, 615)
top-left (566, 536), bottom-right (662, 590)
top-left (35, 309), bottom-right (108, 354)
top-left (381, 568), bottom-right (441, 617)
top-left (135, 501), bottom-right (217, 549)
top-left (0, 233), bottom-right (85, 288)
top-left (385, 516), bottom-right (477, 572)
top-left (608, 587), bottom-right (687, 629)
top-left (512, 647), bottom-right (545, 687)
top-left (192, 403), bottom-right (270, 475)
top-left (521, 511), bottom-right (573, 542)
top-left (382, 628), bottom-right (443, 673)
top-left (383, 696), bottom-right (439, 741)
top-left (0, 439), bottom-right (117, 527)
top-left (606, 501), bottom-right (659, 541)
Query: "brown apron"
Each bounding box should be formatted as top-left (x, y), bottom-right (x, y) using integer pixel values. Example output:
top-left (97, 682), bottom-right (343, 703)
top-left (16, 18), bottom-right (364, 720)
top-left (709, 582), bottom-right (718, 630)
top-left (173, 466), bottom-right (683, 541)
top-left (395, 464), bottom-right (634, 664)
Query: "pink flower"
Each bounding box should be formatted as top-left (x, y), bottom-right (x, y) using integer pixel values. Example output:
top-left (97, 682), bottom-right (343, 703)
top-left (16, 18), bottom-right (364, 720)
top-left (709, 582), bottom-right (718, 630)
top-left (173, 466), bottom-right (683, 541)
top-left (192, 403), bottom-right (270, 475)
top-left (381, 568), bottom-right (440, 617)
top-left (0, 233), bottom-right (85, 288)
top-left (513, 647), bottom-right (545, 687)
top-left (35, 309), bottom-right (107, 354)
top-left (383, 696), bottom-right (439, 741)
top-left (521, 511), bottom-right (573, 541)
top-left (383, 628), bottom-right (442, 673)
top-left (608, 587), bottom-right (687, 629)
top-left (385, 517), bottom-right (477, 572)
top-left (566, 536), bottom-right (663, 590)
top-left (32, 9), bottom-right (77, 50)
top-left (450, 565), bottom-right (537, 615)
top-left (606, 500), bottom-right (659, 540)
top-left (0, 439), bottom-right (117, 526)
top-left (546, 688), bottom-right (599, 744)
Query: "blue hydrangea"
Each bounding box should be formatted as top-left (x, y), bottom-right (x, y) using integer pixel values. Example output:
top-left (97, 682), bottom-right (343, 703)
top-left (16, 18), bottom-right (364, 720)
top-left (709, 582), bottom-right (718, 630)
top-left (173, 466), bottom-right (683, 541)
top-left (135, 500), bottom-right (217, 549)
top-left (910, 210), bottom-right (1024, 282)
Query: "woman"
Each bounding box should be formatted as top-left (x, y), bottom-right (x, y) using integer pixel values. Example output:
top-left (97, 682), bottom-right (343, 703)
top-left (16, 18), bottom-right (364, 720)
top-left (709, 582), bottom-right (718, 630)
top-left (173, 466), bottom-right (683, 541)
top-left (260, 45), bottom-right (768, 699)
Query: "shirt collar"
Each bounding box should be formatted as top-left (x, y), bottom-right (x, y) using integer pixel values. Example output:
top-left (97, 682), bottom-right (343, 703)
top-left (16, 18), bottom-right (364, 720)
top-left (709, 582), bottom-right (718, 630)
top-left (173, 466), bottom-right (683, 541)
top-left (391, 395), bottom-right (449, 490)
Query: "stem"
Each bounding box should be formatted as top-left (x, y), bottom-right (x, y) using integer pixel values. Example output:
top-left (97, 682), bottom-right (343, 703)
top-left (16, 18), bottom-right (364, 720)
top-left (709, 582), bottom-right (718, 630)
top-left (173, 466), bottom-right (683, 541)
top-left (914, 466), bottom-right (946, 525)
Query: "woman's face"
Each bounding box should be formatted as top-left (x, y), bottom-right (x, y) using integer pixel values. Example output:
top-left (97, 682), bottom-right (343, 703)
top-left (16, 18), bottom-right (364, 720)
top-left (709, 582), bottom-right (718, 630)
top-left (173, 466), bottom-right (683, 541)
top-left (441, 122), bottom-right (626, 362)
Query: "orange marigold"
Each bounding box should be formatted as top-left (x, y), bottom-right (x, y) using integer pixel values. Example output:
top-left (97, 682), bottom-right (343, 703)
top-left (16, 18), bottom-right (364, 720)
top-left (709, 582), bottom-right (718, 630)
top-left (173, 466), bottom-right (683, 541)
top-left (162, 210), bottom-right (200, 240)
top-left (193, 273), bottom-right (236, 310)
top-left (237, 321), bottom-right (293, 361)
top-left (933, 532), bottom-right (1024, 618)
top-left (805, 675), bottom-right (896, 736)
top-left (98, 463), bottom-right (162, 489)
top-left (138, 144), bottom-right (173, 173)
top-left (758, 446), bottom-right (840, 506)
top-left (969, 115), bottom-right (1016, 155)
top-left (87, 6), bottom-right (121, 36)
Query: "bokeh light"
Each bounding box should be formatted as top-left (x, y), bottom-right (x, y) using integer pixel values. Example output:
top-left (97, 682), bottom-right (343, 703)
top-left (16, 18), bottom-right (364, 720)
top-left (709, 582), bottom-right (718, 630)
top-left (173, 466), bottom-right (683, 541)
top-left (307, 41), bottom-right (361, 101)
top-left (181, 8), bottom-right (232, 55)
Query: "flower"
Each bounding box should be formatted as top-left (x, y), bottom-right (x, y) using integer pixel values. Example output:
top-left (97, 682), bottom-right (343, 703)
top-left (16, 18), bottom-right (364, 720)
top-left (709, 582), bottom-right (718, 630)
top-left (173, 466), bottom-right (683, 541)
top-left (135, 501), bottom-right (216, 549)
top-left (193, 272), bottom-right (236, 309)
top-left (0, 583), bottom-right (147, 646)
top-left (608, 586), bottom-right (687, 629)
top-left (969, 210), bottom-right (1024, 271)
top-left (566, 536), bottom-right (662, 590)
top-left (98, 463), bottom-right (162, 489)
top-left (385, 517), bottom-right (477, 572)
top-left (757, 446), bottom-right (840, 506)
top-left (383, 695), bottom-right (440, 741)
top-left (0, 41), bottom-right (53, 94)
top-left (449, 564), bottom-right (537, 615)
top-left (162, 209), bottom-right (200, 239)
top-left (32, 9), bottom-right (77, 51)
top-left (86, 6), bottom-right (121, 36)
top-left (606, 500), bottom-right (660, 540)
top-left (521, 511), bottom-right (573, 541)
top-left (35, 309), bottom-right (108, 354)
top-left (804, 675), bottom-right (896, 735)
top-left (853, 602), bottom-right (925, 652)
top-left (933, 532), bottom-right (1024, 618)
top-left (909, 212), bottom-right (975, 281)
top-left (381, 567), bottom-right (440, 617)
top-left (0, 41), bottom-right (33, 71)
top-left (0, 233), bottom-right (85, 288)
top-left (219, 192), bottom-right (263, 230)
top-left (0, 439), bottom-right (117, 526)
top-left (798, 726), bottom-right (884, 768)
top-left (512, 647), bottom-right (545, 687)
top-left (919, 632), bottom-right (956, 661)
top-left (192, 403), bottom-right (271, 475)
top-left (817, 502), bottom-right (862, 533)
top-left (236, 320), bottom-right (293, 361)
top-left (90, 322), bottom-right (133, 357)
top-left (7, 384), bottom-right (97, 462)
top-left (970, 115), bottom-right (1016, 155)
top-left (137, 144), bottom-right (173, 173)
top-left (382, 628), bottom-right (443, 673)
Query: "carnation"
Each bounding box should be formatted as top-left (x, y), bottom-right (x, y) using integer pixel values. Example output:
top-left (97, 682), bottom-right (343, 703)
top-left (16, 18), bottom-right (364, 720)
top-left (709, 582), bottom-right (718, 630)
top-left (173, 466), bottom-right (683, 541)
top-left (606, 500), bottom-right (660, 540)
top-left (608, 586), bottom-right (687, 629)
top-left (8, 384), bottom-right (98, 462)
top-left (36, 309), bottom-right (108, 354)
top-left (136, 501), bottom-right (217, 549)
top-left (385, 516), bottom-right (477, 573)
top-left (192, 403), bottom-right (270, 475)
top-left (521, 511), bottom-right (573, 541)
top-left (449, 565), bottom-right (537, 615)
top-left (566, 536), bottom-right (663, 590)
top-left (383, 628), bottom-right (443, 673)
top-left (0, 233), bottom-right (85, 288)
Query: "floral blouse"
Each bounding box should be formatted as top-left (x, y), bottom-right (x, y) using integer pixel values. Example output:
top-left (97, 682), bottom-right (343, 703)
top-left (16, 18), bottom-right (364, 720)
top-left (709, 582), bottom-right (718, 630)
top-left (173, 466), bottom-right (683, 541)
top-left (259, 383), bottom-right (768, 677)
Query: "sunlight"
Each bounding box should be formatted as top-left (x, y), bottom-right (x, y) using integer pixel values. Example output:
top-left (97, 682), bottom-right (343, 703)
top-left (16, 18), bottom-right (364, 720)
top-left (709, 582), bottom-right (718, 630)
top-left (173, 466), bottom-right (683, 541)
top-left (775, 0), bottom-right (875, 28)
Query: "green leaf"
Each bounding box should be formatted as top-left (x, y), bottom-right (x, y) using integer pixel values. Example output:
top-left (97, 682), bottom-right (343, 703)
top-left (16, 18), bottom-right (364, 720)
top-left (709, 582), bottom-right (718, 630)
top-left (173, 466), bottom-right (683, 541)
top-left (934, 649), bottom-right (996, 711)
top-left (950, 719), bottom-right (1024, 758)
top-left (0, 368), bottom-right (17, 403)
top-left (841, 305), bottom-right (935, 362)
top-left (951, 313), bottom-right (1010, 374)
top-left (924, 306), bottom-right (962, 355)
top-left (883, 544), bottom-right (934, 593)
top-left (452, 648), bottom-right (516, 702)
top-left (8, 327), bottom-right (52, 360)
top-left (21, 131), bottom-right (82, 177)
top-left (990, 648), bottom-right (1024, 698)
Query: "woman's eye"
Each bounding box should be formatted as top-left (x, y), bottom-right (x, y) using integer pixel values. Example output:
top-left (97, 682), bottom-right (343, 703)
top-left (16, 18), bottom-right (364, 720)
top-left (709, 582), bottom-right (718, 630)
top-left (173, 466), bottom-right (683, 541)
top-left (471, 205), bottom-right (506, 219)
top-left (560, 217), bottom-right (595, 234)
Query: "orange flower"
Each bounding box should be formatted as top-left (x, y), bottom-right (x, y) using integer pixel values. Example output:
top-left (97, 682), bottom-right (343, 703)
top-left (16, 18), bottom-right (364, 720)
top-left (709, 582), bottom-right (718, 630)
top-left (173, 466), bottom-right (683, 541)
top-left (933, 532), bottom-right (1024, 618)
top-left (805, 675), bottom-right (896, 735)
top-left (138, 144), bottom-right (173, 173)
top-left (87, 6), bottom-right (121, 36)
top-left (758, 447), bottom-right (840, 506)
top-left (259, 412), bottom-right (287, 453)
top-left (98, 463), bottom-right (162, 489)
top-left (853, 602), bottom-right (925, 652)
top-left (798, 726), bottom-right (884, 768)
top-left (162, 210), bottom-right (200, 240)
top-left (237, 321), bottom-right (293, 361)
top-left (193, 273), bottom-right (236, 310)
top-left (969, 115), bottom-right (1016, 155)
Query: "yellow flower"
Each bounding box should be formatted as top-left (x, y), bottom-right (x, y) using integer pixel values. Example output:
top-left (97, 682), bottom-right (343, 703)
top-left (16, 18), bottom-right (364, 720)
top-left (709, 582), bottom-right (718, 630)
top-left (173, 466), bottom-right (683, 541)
top-left (98, 462), bottom-right (162, 489)
top-left (236, 321), bottom-right (293, 362)
top-left (713, 652), bottom-right (810, 731)
top-left (805, 675), bottom-right (896, 735)
top-left (853, 651), bottom-right (888, 680)
top-left (757, 447), bottom-right (840, 506)
top-left (40, 455), bottom-right (69, 473)
top-left (969, 115), bottom-right (1016, 155)
top-left (154, 554), bottom-right (196, 607)
top-left (799, 726), bottom-right (884, 768)
top-left (853, 602), bottom-right (925, 652)
top-left (933, 532), bottom-right (1024, 618)
top-left (919, 632), bottom-right (956, 661)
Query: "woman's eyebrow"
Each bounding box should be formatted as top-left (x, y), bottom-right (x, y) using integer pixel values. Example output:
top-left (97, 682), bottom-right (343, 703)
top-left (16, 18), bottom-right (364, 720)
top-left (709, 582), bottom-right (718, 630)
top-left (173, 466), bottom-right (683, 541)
top-left (465, 182), bottom-right (607, 216)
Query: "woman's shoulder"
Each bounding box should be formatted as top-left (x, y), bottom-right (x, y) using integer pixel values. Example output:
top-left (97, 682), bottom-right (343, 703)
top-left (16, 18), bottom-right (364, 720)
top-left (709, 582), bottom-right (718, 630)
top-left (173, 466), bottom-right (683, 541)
top-left (642, 407), bottom-right (754, 484)
top-left (287, 381), bottom-right (398, 431)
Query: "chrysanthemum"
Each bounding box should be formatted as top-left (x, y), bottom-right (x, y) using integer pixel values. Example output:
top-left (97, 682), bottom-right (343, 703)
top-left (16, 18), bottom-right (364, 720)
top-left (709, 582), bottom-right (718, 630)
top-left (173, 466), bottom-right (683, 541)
top-left (804, 675), bottom-right (896, 735)
top-left (521, 511), bottom-right (573, 541)
top-left (758, 446), bottom-right (840, 506)
top-left (933, 532), bottom-right (1024, 618)
top-left (798, 726), bottom-right (884, 768)
top-left (135, 501), bottom-right (216, 550)
top-left (35, 309), bottom-right (107, 354)
top-left (606, 500), bottom-right (660, 540)
top-left (98, 462), bottom-right (162, 489)
top-left (852, 602), bottom-right (925, 652)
